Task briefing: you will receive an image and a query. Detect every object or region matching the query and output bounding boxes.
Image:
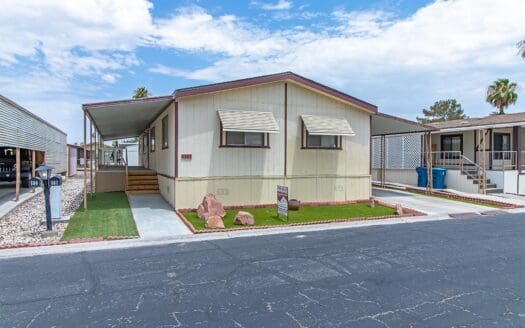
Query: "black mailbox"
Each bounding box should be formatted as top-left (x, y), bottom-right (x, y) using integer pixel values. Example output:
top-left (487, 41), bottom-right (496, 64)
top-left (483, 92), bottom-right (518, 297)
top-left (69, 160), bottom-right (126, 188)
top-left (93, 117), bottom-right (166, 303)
top-left (50, 175), bottom-right (62, 186)
top-left (29, 177), bottom-right (41, 188)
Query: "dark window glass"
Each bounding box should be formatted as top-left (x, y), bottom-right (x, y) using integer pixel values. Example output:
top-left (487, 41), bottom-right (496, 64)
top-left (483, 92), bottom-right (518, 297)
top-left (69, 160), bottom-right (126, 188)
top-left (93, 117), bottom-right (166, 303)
top-left (150, 127), bottom-right (156, 152)
top-left (225, 132), bottom-right (265, 146)
top-left (162, 116), bottom-right (169, 149)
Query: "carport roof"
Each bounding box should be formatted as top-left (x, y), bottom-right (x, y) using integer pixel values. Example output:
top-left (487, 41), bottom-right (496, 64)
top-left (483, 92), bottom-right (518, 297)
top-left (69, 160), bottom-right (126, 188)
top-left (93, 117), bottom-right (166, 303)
top-left (371, 113), bottom-right (437, 136)
top-left (83, 96), bottom-right (174, 140)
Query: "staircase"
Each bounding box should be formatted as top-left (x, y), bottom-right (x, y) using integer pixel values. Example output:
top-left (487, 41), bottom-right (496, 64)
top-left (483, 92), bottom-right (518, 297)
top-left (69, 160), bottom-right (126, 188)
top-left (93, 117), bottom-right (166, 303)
top-left (461, 164), bottom-right (503, 194)
top-left (126, 170), bottom-right (160, 195)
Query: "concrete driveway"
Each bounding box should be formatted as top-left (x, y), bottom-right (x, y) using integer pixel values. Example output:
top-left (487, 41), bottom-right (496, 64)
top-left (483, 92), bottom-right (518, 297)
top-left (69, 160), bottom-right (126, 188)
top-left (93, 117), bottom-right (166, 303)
top-left (373, 187), bottom-right (495, 216)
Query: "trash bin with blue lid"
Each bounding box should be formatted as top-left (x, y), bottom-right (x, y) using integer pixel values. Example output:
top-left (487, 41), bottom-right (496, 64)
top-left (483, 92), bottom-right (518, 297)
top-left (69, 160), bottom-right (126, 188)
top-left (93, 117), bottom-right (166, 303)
top-left (431, 167), bottom-right (447, 189)
top-left (415, 167), bottom-right (428, 187)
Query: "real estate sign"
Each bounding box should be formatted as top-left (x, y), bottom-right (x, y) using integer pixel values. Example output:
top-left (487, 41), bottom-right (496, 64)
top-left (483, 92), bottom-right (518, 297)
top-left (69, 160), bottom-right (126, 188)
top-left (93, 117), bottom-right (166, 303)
top-left (277, 185), bottom-right (288, 217)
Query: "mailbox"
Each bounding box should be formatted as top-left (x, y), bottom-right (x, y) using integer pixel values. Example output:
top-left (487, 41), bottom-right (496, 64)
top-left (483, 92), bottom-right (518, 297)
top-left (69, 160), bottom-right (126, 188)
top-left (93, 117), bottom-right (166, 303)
top-left (29, 177), bottom-right (41, 188)
top-left (49, 175), bottom-right (62, 220)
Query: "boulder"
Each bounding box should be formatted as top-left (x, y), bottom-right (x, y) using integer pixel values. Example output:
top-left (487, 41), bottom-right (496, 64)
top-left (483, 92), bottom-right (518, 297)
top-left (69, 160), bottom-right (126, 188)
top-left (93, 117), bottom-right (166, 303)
top-left (288, 199), bottom-right (301, 211)
top-left (196, 193), bottom-right (226, 220)
top-left (233, 211), bottom-right (255, 225)
top-left (395, 204), bottom-right (403, 215)
top-left (368, 197), bottom-right (375, 209)
top-left (205, 215), bottom-right (225, 229)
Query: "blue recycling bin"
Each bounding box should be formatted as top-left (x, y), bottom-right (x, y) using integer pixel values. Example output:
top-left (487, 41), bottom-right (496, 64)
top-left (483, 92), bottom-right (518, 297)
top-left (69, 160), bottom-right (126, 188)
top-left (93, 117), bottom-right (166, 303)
top-left (415, 167), bottom-right (428, 187)
top-left (432, 167), bottom-right (447, 189)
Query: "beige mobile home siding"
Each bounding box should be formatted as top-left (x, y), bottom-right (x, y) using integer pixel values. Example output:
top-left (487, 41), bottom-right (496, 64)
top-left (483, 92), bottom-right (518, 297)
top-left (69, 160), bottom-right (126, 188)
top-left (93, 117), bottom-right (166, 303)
top-left (174, 81), bottom-right (372, 209)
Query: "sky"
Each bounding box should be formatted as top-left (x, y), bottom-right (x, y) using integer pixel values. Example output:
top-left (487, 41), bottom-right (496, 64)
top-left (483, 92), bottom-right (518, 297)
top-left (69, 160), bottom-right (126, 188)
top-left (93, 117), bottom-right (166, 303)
top-left (1, 0), bottom-right (524, 143)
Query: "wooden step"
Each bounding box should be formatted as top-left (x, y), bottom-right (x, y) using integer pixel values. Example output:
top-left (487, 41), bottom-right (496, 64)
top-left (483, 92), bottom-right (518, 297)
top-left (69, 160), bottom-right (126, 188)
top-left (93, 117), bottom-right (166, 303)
top-left (126, 190), bottom-right (160, 195)
top-left (128, 170), bottom-right (156, 176)
top-left (126, 185), bottom-right (159, 191)
top-left (128, 175), bottom-right (158, 180)
top-left (127, 180), bottom-right (159, 186)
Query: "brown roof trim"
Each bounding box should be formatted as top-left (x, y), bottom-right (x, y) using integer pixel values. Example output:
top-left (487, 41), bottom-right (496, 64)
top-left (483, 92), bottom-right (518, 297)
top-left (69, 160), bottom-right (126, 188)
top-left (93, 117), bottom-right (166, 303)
top-left (82, 95), bottom-right (174, 109)
top-left (174, 72), bottom-right (378, 114)
top-left (377, 112), bottom-right (438, 131)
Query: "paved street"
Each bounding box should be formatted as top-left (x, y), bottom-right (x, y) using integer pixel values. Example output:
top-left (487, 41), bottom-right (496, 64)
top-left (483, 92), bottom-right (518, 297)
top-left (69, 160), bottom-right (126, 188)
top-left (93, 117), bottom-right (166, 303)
top-left (1, 214), bottom-right (525, 327)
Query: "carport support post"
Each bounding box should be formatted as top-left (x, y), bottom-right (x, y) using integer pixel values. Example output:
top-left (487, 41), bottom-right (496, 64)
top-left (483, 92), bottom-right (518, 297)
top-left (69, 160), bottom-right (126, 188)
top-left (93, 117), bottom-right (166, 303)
top-left (90, 119), bottom-right (93, 196)
top-left (31, 150), bottom-right (36, 193)
top-left (426, 132), bottom-right (433, 193)
top-left (83, 111), bottom-right (87, 210)
top-left (15, 147), bottom-right (20, 201)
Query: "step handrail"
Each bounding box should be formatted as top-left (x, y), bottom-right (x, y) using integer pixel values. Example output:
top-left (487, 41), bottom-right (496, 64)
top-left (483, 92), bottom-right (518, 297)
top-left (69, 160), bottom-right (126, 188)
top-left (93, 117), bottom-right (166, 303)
top-left (460, 155), bottom-right (485, 192)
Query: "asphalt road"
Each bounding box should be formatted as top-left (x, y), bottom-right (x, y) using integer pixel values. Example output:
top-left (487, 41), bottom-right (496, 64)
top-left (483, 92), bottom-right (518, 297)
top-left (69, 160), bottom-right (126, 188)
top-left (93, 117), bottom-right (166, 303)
top-left (1, 214), bottom-right (525, 327)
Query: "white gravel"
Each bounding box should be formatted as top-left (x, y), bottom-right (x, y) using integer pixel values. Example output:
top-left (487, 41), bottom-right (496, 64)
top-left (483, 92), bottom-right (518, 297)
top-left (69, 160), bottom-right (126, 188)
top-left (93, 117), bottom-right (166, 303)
top-left (0, 172), bottom-right (89, 245)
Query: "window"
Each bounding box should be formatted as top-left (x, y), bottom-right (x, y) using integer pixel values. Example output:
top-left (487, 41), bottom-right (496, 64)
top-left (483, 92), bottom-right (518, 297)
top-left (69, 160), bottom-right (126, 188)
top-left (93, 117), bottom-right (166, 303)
top-left (302, 123), bottom-right (341, 149)
top-left (142, 134), bottom-right (147, 154)
top-left (225, 131), bottom-right (266, 147)
top-left (440, 134), bottom-right (462, 158)
top-left (493, 133), bottom-right (510, 160)
top-left (162, 115), bottom-right (169, 149)
top-left (150, 127), bottom-right (156, 152)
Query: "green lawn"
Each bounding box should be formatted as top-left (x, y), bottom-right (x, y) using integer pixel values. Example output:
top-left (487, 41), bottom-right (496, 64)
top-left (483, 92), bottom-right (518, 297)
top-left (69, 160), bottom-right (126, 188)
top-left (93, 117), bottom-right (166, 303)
top-left (184, 203), bottom-right (398, 230)
top-left (61, 192), bottom-right (139, 241)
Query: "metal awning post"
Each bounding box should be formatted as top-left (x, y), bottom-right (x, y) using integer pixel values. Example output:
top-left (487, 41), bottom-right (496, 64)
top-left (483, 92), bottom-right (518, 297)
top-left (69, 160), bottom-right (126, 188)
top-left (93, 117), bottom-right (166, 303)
top-left (31, 150), bottom-right (36, 193)
top-left (380, 135), bottom-right (386, 187)
top-left (15, 147), bottom-right (20, 201)
top-left (89, 120), bottom-right (93, 196)
top-left (426, 132), bottom-right (433, 193)
top-left (83, 110), bottom-right (87, 210)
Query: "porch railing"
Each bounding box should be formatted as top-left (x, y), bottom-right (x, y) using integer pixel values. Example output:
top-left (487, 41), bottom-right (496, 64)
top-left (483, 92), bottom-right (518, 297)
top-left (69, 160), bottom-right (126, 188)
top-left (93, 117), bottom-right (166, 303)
top-left (489, 151), bottom-right (516, 171)
top-left (428, 151), bottom-right (463, 169)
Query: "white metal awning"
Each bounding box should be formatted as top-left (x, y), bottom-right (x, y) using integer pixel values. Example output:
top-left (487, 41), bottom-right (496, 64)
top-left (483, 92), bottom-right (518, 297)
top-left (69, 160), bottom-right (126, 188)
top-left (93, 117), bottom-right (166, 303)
top-left (371, 113), bottom-right (437, 136)
top-left (83, 96), bottom-right (174, 140)
top-left (301, 115), bottom-right (355, 136)
top-left (218, 110), bottom-right (280, 134)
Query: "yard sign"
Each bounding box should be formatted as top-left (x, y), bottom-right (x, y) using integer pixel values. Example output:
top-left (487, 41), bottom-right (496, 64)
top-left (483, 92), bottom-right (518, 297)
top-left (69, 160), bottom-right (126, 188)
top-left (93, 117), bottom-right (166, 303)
top-left (277, 185), bottom-right (288, 217)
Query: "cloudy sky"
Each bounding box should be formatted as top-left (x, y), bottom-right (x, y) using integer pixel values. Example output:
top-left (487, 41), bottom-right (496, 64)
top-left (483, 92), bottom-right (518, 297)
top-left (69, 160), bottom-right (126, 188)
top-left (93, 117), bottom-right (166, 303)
top-left (1, 0), bottom-right (524, 143)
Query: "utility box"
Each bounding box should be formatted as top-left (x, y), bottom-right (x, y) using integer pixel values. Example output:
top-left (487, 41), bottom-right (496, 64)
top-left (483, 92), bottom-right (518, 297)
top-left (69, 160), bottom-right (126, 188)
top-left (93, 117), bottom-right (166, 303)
top-left (49, 175), bottom-right (62, 220)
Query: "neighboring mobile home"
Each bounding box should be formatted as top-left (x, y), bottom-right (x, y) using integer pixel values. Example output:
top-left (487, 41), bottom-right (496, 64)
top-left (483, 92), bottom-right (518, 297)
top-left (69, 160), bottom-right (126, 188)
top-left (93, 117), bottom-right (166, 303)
top-left (83, 72), bottom-right (430, 209)
top-left (0, 95), bottom-right (67, 200)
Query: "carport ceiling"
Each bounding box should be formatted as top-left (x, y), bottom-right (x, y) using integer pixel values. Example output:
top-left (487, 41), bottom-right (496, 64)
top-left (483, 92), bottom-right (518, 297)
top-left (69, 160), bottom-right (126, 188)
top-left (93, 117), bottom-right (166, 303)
top-left (371, 113), bottom-right (437, 136)
top-left (83, 96), bottom-right (173, 140)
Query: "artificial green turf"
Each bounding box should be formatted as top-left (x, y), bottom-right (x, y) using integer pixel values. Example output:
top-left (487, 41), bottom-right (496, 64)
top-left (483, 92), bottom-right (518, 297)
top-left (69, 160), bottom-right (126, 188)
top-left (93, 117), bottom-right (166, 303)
top-left (184, 203), bottom-right (398, 230)
top-left (61, 192), bottom-right (139, 241)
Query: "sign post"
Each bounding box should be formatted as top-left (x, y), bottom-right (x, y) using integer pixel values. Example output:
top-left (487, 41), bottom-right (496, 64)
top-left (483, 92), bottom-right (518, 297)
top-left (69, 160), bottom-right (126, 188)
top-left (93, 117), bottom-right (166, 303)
top-left (277, 185), bottom-right (288, 219)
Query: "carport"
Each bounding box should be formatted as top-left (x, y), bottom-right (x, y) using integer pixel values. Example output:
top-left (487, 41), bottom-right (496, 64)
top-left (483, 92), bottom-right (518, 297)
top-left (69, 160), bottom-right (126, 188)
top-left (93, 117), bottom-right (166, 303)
top-left (371, 113), bottom-right (438, 191)
top-left (81, 95), bottom-right (174, 209)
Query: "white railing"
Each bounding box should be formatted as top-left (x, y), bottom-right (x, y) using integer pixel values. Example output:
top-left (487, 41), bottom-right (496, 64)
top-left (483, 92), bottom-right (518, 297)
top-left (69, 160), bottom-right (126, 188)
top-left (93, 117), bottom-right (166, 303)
top-left (489, 151), bottom-right (516, 171)
top-left (521, 151), bottom-right (525, 170)
top-left (428, 151), bottom-right (463, 168)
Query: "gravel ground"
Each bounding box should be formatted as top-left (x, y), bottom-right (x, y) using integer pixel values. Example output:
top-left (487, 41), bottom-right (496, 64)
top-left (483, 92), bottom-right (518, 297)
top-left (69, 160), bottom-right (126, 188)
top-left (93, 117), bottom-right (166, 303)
top-left (0, 172), bottom-right (90, 245)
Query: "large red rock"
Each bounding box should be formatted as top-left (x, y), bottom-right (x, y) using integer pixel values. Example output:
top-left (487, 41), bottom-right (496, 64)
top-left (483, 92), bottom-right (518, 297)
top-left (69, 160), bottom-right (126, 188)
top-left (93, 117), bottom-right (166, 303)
top-left (196, 193), bottom-right (226, 220)
top-left (205, 215), bottom-right (225, 229)
top-left (233, 211), bottom-right (255, 226)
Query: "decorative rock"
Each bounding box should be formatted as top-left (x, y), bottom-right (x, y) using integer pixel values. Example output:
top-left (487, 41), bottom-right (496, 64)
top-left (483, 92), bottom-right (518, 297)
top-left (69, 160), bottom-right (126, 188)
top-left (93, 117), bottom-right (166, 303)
top-left (233, 211), bottom-right (255, 225)
top-left (196, 193), bottom-right (226, 220)
top-left (205, 215), bottom-right (225, 229)
top-left (368, 197), bottom-right (375, 209)
top-left (288, 199), bottom-right (301, 211)
top-left (396, 204), bottom-right (403, 215)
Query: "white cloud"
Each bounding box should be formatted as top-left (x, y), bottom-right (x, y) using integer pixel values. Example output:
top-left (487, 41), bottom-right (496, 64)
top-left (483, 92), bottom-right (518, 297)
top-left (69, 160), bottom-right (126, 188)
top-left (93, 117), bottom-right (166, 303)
top-left (152, 6), bottom-right (289, 57)
top-left (153, 0), bottom-right (525, 119)
top-left (251, 0), bottom-right (293, 10)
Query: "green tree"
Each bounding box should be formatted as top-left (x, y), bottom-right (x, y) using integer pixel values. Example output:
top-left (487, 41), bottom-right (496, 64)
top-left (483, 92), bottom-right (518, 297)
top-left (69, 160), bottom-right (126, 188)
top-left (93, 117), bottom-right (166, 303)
top-left (518, 39), bottom-right (525, 58)
top-left (133, 87), bottom-right (150, 98)
top-left (417, 99), bottom-right (467, 123)
top-left (486, 79), bottom-right (518, 115)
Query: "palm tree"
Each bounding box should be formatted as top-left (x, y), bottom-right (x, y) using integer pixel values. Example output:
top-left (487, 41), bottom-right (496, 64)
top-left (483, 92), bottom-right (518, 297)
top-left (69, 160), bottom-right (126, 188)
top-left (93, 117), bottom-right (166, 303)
top-left (486, 79), bottom-right (518, 115)
top-left (519, 39), bottom-right (525, 58)
top-left (133, 87), bottom-right (150, 99)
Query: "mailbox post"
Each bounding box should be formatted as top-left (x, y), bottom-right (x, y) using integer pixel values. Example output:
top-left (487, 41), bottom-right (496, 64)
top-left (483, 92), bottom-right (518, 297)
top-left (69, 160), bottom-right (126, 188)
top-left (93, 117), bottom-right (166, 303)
top-left (35, 163), bottom-right (53, 231)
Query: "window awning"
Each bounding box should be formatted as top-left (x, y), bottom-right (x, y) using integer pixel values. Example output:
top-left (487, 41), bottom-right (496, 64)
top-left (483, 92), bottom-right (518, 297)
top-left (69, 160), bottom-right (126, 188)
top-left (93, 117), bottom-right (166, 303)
top-left (218, 110), bottom-right (280, 134)
top-left (301, 115), bottom-right (355, 136)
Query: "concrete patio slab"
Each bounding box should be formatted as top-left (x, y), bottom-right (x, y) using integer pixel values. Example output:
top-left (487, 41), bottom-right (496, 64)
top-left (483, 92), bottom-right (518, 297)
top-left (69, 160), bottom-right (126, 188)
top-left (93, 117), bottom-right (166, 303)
top-left (128, 194), bottom-right (191, 239)
top-left (372, 187), bottom-right (496, 215)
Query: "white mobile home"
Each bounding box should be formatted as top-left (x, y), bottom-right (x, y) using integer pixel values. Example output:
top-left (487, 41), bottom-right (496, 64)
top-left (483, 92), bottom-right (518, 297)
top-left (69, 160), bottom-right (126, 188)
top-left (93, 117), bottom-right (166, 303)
top-left (83, 72), bottom-right (429, 209)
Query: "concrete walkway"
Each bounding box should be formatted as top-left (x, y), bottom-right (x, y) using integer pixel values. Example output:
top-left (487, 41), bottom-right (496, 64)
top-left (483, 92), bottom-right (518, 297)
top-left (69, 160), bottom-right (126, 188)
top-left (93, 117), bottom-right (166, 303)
top-left (373, 187), bottom-right (496, 215)
top-left (128, 194), bottom-right (191, 239)
top-left (0, 187), bottom-right (42, 218)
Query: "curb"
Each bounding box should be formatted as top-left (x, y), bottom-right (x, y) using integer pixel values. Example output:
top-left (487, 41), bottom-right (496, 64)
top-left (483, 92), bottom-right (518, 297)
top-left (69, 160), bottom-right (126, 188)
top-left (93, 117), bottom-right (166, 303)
top-left (0, 235), bottom-right (139, 250)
